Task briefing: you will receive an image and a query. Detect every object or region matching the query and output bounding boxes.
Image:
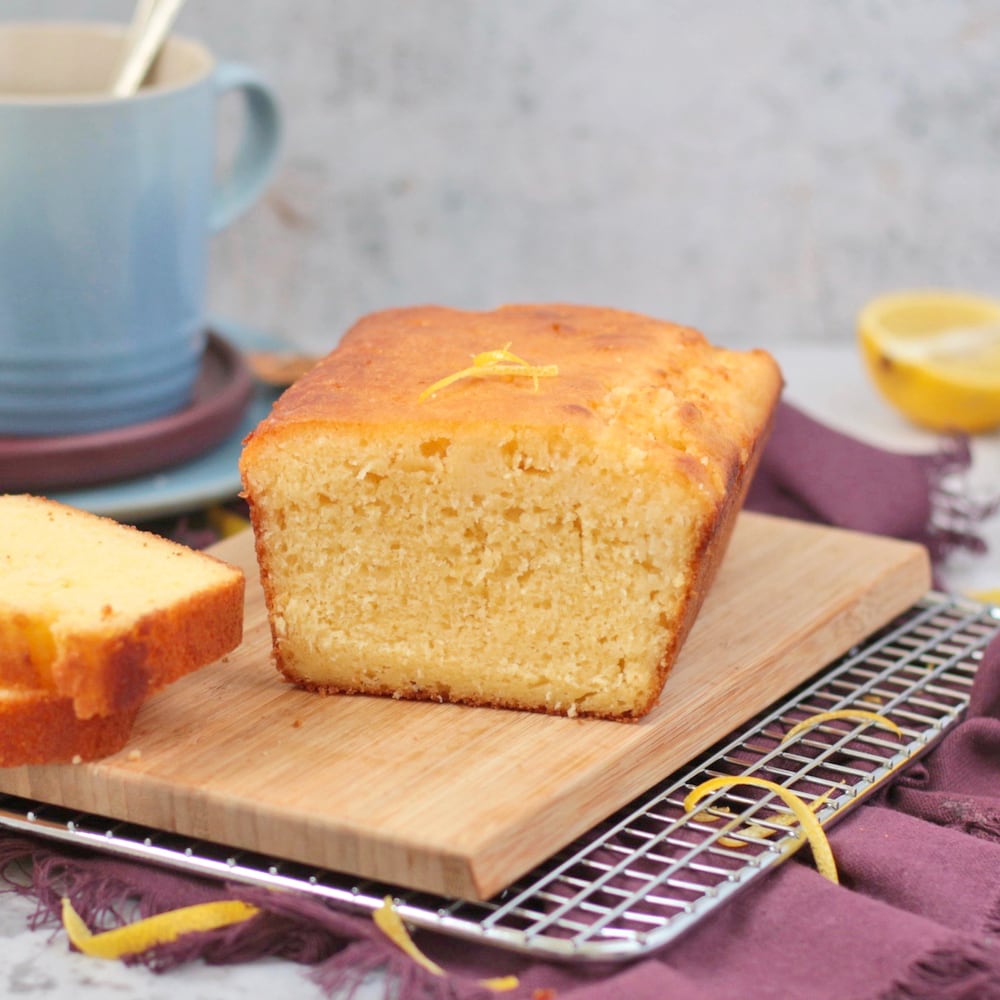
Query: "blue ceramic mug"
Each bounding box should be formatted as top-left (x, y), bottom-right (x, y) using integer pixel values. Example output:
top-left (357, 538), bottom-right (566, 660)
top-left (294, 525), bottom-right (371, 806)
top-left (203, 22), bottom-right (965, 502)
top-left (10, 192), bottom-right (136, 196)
top-left (0, 22), bottom-right (281, 436)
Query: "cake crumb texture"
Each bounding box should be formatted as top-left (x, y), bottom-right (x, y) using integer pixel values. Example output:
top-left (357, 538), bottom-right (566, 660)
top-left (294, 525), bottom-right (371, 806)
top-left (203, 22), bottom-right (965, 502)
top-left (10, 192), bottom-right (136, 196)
top-left (240, 304), bottom-right (782, 720)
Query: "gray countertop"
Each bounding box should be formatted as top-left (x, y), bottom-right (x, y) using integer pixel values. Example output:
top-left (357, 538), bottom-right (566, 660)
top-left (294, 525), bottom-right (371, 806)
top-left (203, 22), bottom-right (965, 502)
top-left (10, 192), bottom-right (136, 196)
top-left (0, 890), bottom-right (351, 999)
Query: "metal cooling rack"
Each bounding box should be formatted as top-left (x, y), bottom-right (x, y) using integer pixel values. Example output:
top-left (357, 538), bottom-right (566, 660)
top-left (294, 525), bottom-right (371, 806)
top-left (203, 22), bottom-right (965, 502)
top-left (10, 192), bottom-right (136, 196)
top-left (1, 591), bottom-right (998, 963)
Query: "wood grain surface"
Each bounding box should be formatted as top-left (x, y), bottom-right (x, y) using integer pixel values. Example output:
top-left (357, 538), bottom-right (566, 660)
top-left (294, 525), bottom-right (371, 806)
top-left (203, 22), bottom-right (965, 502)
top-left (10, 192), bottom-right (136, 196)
top-left (0, 513), bottom-right (931, 899)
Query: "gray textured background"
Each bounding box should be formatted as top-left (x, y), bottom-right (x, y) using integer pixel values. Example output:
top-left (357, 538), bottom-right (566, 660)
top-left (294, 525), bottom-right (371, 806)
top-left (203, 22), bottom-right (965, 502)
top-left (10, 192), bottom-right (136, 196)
top-left (8, 1), bottom-right (1000, 352)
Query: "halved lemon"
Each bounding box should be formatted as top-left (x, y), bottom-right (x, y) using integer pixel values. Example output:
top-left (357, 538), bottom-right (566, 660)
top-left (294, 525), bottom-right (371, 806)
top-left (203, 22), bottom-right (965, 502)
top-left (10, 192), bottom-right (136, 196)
top-left (858, 290), bottom-right (1000, 433)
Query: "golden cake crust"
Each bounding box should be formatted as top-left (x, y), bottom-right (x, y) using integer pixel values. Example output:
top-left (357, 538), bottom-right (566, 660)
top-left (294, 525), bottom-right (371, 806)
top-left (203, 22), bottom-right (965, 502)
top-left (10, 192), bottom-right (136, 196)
top-left (247, 303), bottom-right (779, 444)
top-left (0, 688), bottom-right (139, 766)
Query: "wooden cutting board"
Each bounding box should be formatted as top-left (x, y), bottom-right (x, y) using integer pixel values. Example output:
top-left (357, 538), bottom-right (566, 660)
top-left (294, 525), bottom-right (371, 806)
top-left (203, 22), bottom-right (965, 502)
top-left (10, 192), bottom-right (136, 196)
top-left (0, 513), bottom-right (930, 900)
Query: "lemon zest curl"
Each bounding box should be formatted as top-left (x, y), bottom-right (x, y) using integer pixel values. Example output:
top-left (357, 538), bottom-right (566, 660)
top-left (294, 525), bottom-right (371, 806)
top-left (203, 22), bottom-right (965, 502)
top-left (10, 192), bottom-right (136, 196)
top-left (685, 776), bottom-right (839, 883)
top-left (418, 343), bottom-right (558, 402)
top-left (374, 896), bottom-right (518, 991)
top-left (695, 788), bottom-right (834, 848)
top-left (61, 896), bottom-right (259, 960)
top-left (782, 709), bottom-right (903, 743)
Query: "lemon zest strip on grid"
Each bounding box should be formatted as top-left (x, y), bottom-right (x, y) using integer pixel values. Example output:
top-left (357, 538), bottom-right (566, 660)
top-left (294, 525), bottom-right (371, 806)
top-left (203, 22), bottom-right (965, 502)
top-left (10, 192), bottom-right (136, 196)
top-left (782, 709), bottom-right (903, 743)
top-left (684, 777), bottom-right (839, 883)
top-left (695, 788), bottom-right (835, 848)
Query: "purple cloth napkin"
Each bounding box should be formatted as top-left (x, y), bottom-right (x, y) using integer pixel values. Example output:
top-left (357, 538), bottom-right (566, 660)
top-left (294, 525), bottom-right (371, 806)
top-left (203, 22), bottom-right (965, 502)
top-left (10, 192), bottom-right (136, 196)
top-left (745, 401), bottom-right (997, 576)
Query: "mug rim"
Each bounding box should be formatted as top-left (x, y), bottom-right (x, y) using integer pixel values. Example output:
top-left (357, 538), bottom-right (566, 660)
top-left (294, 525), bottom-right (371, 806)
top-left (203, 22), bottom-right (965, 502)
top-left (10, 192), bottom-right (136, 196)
top-left (0, 20), bottom-right (215, 105)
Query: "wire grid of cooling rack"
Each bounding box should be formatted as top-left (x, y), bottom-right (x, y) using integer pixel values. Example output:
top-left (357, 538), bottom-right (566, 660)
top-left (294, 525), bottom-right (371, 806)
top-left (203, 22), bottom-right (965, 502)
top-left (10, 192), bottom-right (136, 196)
top-left (1, 591), bottom-right (998, 963)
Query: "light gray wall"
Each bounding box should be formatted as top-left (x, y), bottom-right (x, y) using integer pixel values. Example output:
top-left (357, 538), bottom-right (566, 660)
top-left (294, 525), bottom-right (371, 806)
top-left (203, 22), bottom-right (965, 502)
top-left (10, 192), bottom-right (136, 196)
top-left (7, 1), bottom-right (1000, 352)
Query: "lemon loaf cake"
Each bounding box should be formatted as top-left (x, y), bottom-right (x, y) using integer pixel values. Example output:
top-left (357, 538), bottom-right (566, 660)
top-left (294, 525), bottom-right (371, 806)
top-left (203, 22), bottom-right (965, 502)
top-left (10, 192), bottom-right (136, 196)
top-left (0, 494), bottom-right (245, 721)
top-left (0, 686), bottom-right (140, 766)
top-left (240, 305), bottom-right (782, 720)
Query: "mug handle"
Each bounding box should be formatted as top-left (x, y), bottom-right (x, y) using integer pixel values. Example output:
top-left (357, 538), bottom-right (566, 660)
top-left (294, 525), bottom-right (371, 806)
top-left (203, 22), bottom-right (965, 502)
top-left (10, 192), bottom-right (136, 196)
top-left (210, 62), bottom-right (282, 232)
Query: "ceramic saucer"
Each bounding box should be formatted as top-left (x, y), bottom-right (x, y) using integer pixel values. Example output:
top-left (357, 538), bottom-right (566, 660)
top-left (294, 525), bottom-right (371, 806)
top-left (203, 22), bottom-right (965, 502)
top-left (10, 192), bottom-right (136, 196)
top-left (0, 331), bottom-right (253, 493)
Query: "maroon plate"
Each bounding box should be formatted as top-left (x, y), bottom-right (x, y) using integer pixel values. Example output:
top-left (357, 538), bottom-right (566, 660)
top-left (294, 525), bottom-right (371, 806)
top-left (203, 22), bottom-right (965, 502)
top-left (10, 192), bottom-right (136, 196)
top-left (0, 331), bottom-right (254, 493)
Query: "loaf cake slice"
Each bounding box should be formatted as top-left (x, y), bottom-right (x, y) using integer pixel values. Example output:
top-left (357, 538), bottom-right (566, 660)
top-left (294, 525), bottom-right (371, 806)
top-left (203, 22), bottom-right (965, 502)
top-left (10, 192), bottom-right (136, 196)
top-left (0, 494), bottom-right (245, 721)
top-left (0, 686), bottom-right (139, 766)
top-left (240, 305), bottom-right (782, 720)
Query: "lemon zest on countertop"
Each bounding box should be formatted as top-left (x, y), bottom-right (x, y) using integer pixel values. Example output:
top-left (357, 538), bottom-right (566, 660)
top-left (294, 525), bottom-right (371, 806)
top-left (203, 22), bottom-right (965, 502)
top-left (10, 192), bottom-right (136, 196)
top-left (61, 896), bottom-right (259, 960)
top-left (374, 896), bottom-right (518, 991)
top-left (969, 588), bottom-right (1000, 606)
top-left (684, 777), bottom-right (839, 883)
top-left (782, 709), bottom-right (903, 743)
top-left (373, 896), bottom-right (446, 976)
top-left (418, 343), bottom-right (558, 402)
